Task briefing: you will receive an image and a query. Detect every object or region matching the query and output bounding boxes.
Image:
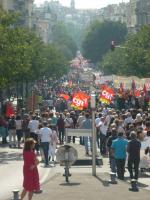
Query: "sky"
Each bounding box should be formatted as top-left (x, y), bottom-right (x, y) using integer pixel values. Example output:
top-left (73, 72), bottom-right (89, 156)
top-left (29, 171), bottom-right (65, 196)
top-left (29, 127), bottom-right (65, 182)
top-left (34, 0), bottom-right (130, 9)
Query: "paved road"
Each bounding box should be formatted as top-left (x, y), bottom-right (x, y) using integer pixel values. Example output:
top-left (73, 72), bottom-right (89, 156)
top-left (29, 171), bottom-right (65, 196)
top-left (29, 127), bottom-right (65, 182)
top-left (32, 173), bottom-right (150, 200)
top-left (1, 142), bottom-right (150, 200)
top-left (0, 145), bottom-right (54, 200)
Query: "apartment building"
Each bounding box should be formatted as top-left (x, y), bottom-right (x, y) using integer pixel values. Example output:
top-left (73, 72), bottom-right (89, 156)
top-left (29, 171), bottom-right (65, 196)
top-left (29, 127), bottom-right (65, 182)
top-left (0, 0), bottom-right (34, 28)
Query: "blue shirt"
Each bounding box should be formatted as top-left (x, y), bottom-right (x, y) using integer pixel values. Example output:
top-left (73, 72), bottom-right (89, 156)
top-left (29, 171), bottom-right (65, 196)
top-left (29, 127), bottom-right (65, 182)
top-left (81, 119), bottom-right (92, 129)
top-left (111, 137), bottom-right (128, 159)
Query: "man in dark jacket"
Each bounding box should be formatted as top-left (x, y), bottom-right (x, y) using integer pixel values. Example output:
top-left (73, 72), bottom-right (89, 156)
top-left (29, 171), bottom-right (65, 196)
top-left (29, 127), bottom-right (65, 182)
top-left (107, 128), bottom-right (118, 173)
top-left (127, 131), bottom-right (141, 180)
top-left (57, 113), bottom-right (65, 144)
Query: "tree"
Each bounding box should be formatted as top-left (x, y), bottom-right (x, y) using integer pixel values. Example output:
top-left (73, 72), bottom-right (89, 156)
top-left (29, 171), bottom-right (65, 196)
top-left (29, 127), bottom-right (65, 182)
top-left (65, 22), bottom-right (85, 50)
top-left (100, 47), bottom-right (127, 75)
top-left (124, 25), bottom-right (150, 77)
top-left (0, 9), bottom-right (69, 102)
top-left (51, 23), bottom-right (78, 60)
top-left (40, 44), bottom-right (68, 79)
top-left (82, 20), bottom-right (127, 63)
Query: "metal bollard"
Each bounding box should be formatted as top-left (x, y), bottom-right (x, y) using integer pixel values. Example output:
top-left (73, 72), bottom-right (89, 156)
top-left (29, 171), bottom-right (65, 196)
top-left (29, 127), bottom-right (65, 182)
top-left (109, 172), bottom-right (117, 184)
top-left (12, 189), bottom-right (20, 200)
top-left (129, 179), bottom-right (139, 192)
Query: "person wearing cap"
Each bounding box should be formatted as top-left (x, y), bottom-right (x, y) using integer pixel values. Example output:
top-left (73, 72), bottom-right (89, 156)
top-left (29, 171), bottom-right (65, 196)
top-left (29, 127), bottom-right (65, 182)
top-left (127, 131), bottom-right (141, 180)
top-left (111, 132), bottom-right (128, 180)
top-left (39, 122), bottom-right (52, 166)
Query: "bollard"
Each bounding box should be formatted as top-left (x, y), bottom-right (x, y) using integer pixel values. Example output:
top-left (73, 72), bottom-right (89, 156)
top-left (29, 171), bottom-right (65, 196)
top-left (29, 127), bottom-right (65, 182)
top-left (129, 179), bottom-right (139, 192)
top-left (109, 172), bottom-right (117, 184)
top-left (12, 189), bottom-right (20, 200)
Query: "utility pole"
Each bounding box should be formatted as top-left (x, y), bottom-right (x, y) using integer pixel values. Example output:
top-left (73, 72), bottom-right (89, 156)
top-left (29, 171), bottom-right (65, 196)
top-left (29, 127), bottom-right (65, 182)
top-left (91, 91), bottom-right (96, 176)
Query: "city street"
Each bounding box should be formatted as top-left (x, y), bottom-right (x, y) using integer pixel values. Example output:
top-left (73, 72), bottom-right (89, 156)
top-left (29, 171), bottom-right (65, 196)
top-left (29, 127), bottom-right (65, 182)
top-left (1, 143), bottom-right (150, 200)
top-left (0, 0), bottom-right (150, 200)
top-left (0, 144), bottom-right (54, 200)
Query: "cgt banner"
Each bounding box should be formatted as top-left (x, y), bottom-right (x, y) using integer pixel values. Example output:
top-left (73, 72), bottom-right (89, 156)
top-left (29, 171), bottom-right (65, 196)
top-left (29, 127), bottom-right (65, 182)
top-left (100, 86), bottom-right (115, 104)
top-left (71, 92), bottom-right (90, 110)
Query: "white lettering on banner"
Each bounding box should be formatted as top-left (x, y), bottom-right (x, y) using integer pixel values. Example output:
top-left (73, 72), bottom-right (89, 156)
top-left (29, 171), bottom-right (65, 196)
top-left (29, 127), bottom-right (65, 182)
top-left (102, 90), bottom-right (113, 100)
top-left (73, 97), bottom-right (87, 107)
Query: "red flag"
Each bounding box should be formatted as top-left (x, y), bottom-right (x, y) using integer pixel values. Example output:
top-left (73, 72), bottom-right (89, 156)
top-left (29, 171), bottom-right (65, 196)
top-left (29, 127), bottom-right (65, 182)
top-left (100, 87), bottom-right (115, 104)
top-left (134, 90), bottom-right (141, 97)
top-left (143, 84), bottom-right (147, 96)
top-left (131, 80), bottom-right (136, 93)
top-left (59, 94), bottom-right (70, 101)
top-left (71, 92), bottom-right (90, 110)
top-left (5, 102), bottom-right (15, 117)
top-left (100, 84), bottom-right (107, 90)
top-left (120, 82), bottom-right (124, 93)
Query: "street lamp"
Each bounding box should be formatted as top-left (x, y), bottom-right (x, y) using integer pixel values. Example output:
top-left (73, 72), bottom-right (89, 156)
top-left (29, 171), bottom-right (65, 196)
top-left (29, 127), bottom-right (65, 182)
top-left (91, 91), bottom-right (96, 176)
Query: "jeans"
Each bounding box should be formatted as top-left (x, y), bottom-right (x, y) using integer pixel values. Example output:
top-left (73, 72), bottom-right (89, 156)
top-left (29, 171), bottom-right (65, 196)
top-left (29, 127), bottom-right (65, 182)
top-left (100, 134), bottom-right (107, 155)
top-left (58, 129), bottom-right (65, 143)
top-left (9, 129), bottom-right (16, 146)
top-left (110, 157), bottom-right (116, 173)
top-left (80, 137), bottom-right (84, 145)
top-left (41, 142), bottom-right (49, 165)
top-left (16, 129), bottom-right (23, 147)
top-left (84, 137), bottom-right (92, 154)
top-left (128, 159), bottom-right (140, 180)
top-left (96, 128), bottom-right (100, 148)
top-left (115, 159), bottom-right (126, 180)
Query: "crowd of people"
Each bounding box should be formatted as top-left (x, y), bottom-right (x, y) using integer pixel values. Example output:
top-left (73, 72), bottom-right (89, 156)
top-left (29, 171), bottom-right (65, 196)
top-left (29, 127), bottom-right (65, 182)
top-left (0, 80), bottom-right (150, 199)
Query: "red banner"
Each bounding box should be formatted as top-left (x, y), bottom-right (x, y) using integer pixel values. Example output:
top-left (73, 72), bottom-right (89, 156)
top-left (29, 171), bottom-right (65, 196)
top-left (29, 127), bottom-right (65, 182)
top-left (5, 102), bottom-right (15, 117)
top-left (100, 87), bottom-right (115, 104)
top-left (71, 92), bottom-right (90, 110)
top-left (60, 94), bottom-right (70, 101)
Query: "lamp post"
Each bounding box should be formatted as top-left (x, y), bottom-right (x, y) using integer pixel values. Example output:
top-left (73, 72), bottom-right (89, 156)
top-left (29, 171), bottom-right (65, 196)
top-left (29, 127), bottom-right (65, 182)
top-left (91, 91), bottom-right (96, 176)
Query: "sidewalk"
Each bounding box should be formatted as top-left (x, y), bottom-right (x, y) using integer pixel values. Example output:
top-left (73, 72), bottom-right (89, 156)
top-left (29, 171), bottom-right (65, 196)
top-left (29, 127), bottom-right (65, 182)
top-left (32, 172), bottom-right (150, 200)
top-left (0, 144), bottom-right (53, 200)
top-left (32, 143), bottom-right (150, 200)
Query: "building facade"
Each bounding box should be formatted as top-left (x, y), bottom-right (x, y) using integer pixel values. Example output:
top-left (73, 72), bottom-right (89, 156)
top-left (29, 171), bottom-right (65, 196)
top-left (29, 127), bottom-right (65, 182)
top-left (0, 0), bottom-right (34, 28)
top-left (136, 0), bottom-right (150, 29)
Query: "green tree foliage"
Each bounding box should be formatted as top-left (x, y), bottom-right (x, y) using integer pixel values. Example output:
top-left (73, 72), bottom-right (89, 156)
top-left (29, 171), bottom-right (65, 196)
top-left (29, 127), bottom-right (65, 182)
top-left (82, 20), bottom-right (127, 63)
top-left (124, 25), bottom-right (150, 77)
top-left (100, 25), bottom-right (150, 78)
top-left (0, 10), bottom-right (68, 89)
top-left (51, 23), bottom-right (78, 60)
top-left (39, 44), bottom-right (68, 79)
top-left (65, 22), bottom-right (85, 50)
top-left (100, 47), bottom-right (127, 75)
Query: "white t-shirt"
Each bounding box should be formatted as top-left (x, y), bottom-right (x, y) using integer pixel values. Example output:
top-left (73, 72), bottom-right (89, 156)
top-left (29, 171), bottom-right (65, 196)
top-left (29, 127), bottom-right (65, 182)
top-left (99, 121), bottom-right (108, 136)
top-left (77, 116), bottom-right (85, 128)
top-left (65, 117), bottom-right (73, 127)
top-left (95, 118), bottom-right (101, 128)
top-left (16, 120), bottom-right (22, 130)
top-left (28, 120), bottom-right (39, 133)
top-left (39, 127), bottom-right (52, 143)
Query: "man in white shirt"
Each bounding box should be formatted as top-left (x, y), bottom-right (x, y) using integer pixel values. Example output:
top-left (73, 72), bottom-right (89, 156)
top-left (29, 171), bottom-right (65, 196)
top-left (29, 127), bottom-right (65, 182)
top-left (99, 116), bottom-right (109, 155)
top-left (28, 116), bottom-right (39, 152)
top-left (95, 113), bottom-right (102, 148)
top-left (39, 122), bottom-right (52, 166)
top-left (64, 113), bottom-right (73, 143)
